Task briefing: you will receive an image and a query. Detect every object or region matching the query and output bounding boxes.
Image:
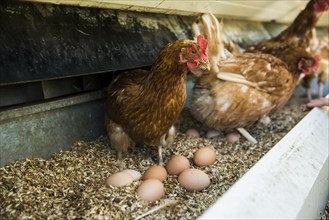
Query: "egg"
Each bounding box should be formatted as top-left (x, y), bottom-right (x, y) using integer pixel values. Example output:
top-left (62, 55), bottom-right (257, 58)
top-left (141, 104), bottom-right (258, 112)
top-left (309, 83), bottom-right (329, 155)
top-left (178, 168), bottom-right (210, 191)
top-left (106, 172), bottom-right (134, 187)
top-left (260, 116), bottom-right (271, 126)
top-left (143, 166), bottom-right (167, 182)
top-left (206, 129), bottom-right (221, 138)
top-left (137, 179), bottom-right (164, 202)
top-left (193, 147), bottom-right (216, 167)
top-left (186, 128), bottom-right (200, 137)
top-left (226, 132), bottom-right (241, 143)
top-left (122, 169), bottom-right (142, 181)
top-left (166, 155), bottom-right (190, 175)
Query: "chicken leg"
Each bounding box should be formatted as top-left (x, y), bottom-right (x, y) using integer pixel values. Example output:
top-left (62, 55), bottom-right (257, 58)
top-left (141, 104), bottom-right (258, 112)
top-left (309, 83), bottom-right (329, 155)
top-left (159, 126), bottom-right (176, 165)
top-left (105, 117), bottom-right (135, 167)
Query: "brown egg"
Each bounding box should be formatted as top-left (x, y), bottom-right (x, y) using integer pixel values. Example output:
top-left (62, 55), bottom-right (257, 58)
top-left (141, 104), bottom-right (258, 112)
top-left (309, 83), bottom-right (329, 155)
top-left (137, 179), bottom-right (164, 202)
top-left (186, 128), bottom-right (200, 137)
top-left (178, 168), bottom-right (210, 191)
top-left (166, 155), bottom-right (190, 175)
top-left (193, 147), bottom-right (216, 167)
top-left (106, 172), bottom-right (134, 187)
top-left (122, 169), bottom-right (142, 181)
top-left (226, 132), bottom-right (241, 143)
top-left (143, 166), bottom-right (167, 182)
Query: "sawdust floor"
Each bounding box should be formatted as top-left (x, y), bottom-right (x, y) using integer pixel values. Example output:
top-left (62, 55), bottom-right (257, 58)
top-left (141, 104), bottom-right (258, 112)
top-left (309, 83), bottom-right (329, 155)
top-left (0, 96), bottom-right (317, 219)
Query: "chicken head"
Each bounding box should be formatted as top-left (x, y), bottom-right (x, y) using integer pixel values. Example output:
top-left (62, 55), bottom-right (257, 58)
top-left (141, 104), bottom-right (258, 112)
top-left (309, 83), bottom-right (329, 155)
top-left (298, 55), bottom-right (320, 75)
top-left (179, 35), bottom-right (210, 71)
top-left (313, 0), bottom-right (329, 12)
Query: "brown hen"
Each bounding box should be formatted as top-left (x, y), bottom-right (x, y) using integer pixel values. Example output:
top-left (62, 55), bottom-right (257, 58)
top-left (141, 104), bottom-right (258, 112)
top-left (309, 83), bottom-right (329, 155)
top-left (246, 0), bottom-right (326, 80)
top-left (105, 36), bottom-right (209, 166)
top-left (189, 14), bottom-right (316, 143)
top-left (248, 0), bottom-right (328, 53)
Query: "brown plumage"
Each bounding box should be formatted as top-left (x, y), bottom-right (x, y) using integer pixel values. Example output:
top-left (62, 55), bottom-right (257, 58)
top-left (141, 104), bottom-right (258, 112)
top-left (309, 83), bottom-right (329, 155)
top-left (191, 53), bottom-right (294, 130)
top-left (248, 0), bottom-right (328, 53)
top-left (246, 0), bottom-right (326, 82)
top-left (105, 37), bottom-right (209, 165)
top-left (189, 14), bottom-right (317, 143)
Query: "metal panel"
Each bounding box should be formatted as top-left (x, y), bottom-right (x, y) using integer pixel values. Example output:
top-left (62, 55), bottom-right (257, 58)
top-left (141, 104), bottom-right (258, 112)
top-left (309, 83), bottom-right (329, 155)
top-left (0, 1), bottom-right (195, 85)
top-left (0, 1), bottom-right (278, 86)
top-left (222, 19), bottom-right (271, 48)
top-left (41, 75), bottom-right (101, 99)
top-left (0, 82), bottom-right (44, 106)
top-left (0, 90), bottom-right (107, 166)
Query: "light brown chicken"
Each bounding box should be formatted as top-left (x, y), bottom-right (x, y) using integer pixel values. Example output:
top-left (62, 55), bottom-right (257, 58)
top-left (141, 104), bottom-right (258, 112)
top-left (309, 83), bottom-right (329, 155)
top-left (189, 14), bottom-right (317, 143)
top-left (105, 36), bottom-right (209, 166)
top-left (248, 0), bottom-right (328, 54)
top-left (246, 0), bottom-right (327, 75)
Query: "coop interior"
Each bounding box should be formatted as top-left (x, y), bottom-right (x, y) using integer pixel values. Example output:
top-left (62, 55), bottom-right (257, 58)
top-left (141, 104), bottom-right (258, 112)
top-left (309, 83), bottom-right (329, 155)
top-left (0, 0), bottom-right (329, 219)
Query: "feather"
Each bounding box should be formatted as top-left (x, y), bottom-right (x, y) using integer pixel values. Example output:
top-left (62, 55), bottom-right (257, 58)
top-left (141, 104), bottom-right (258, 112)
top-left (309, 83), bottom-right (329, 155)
top-left (189, 13), bottom-right (299, 143)
top-left (105, 38), bottom-right (209, 164)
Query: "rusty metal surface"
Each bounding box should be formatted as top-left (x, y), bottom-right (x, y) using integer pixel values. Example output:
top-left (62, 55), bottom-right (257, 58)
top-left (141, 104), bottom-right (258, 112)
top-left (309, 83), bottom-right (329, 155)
top-left (0, 90), bottom-right (107, 166)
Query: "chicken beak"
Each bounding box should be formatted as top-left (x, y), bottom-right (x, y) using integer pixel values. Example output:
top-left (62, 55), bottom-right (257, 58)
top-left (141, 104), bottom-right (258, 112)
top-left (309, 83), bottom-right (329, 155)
top-left (199, 59), bottom-right (210, 71)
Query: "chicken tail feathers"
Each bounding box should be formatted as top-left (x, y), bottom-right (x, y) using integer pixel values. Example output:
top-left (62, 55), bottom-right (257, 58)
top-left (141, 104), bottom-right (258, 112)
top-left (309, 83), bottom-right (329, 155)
top-left (192, 22), bottom-right (201, 39)
top-left (237, 128), bottom-right (258, 144)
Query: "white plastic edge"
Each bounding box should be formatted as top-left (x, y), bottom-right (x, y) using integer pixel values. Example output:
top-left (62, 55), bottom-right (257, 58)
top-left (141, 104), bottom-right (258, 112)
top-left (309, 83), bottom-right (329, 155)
top-left (200, 107), bottom-right (329, 219)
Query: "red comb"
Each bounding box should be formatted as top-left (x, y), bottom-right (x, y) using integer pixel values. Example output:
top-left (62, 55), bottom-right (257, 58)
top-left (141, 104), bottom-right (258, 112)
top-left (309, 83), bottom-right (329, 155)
top-left (197, 34), bottom-right (208, 55)
top-left (313, 0), bottom-right (329, 12)
top-left (314, 55), bottom-right (320, 69)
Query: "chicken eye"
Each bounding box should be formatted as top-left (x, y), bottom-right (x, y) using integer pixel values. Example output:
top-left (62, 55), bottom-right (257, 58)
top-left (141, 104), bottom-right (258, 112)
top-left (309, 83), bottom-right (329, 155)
top-left (191, 50), bottom-right (196, 55)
